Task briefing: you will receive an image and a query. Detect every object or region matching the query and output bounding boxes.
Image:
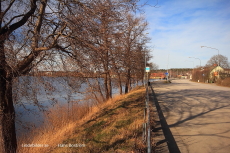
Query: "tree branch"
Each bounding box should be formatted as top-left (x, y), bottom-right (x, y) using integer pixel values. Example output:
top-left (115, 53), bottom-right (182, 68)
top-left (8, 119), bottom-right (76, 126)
top-left (0, 0), bottom-right (37, 36)
top-left (0, 0), bottom-right (16, 25)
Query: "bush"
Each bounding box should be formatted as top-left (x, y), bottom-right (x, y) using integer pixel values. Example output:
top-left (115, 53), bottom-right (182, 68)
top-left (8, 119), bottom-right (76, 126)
top-left (164, 80), bottom-right (171, 83)
top-left (216, 77), bottom-right (230, 87)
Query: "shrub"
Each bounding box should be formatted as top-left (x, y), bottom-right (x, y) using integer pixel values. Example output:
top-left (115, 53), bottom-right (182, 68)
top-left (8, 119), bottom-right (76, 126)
top-left (216, 77), bottom-right (230, 87)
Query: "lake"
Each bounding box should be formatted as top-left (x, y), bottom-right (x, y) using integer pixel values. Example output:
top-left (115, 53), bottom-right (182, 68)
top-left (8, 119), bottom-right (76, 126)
top-left (14, 76), bottom-right (142, 136)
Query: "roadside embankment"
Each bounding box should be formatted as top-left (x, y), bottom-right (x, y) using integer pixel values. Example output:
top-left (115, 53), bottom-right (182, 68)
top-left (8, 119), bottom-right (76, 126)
top-left (18, 86), bottom-right (147, 153)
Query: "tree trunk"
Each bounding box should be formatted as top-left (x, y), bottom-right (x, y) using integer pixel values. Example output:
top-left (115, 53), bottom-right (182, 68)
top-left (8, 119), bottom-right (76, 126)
top-left (96, 77), bottom-right (105, 102)
top-left (107, 72), bottom-right (112, 99)
top-left (104, 73), bottom-right (109, 100)
top-left (104, 72), bottom-right (112, 100)
top-left (0, 38), bottom-right (17, 153)
top-left (118, 73), bottom-right (122, 95)
top-left (0, 54), bottom-right (17, 153)
top-left (125, 69), bottom-right (131, 94)
top-left (125, 82), bottom-right (128, 94)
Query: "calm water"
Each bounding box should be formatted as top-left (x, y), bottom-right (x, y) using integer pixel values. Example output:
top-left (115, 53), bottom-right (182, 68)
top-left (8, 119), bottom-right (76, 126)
top-left (14, 76), bottom-right (141, 136)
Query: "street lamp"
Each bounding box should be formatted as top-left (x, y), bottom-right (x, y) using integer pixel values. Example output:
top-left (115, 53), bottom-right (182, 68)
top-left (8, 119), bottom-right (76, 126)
top-left (189, 57), bottom-right (201, 67)
top-left (201, 46), bottom-right (220, 66)
top-left (144, 50), bottom-right (147, 87)
top-left (166, 54), bottom-right (169, 81)
top-left (189, 57), bottom-right (202, 82)
top-left (185, 60), bottom-right (194, 80)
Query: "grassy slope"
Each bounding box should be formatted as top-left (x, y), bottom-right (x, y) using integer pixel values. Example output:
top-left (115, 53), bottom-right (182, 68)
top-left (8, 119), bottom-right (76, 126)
top-left (48, 86), bottom-right (146, 153)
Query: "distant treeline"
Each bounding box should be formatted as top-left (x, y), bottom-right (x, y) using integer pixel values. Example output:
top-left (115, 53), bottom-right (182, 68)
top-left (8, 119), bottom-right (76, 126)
top-left (153, 68), bottom-right (193, 72)
top-left (28, 71), bottom-right (95, 77)
top-left (27, 71), bottom-right (136, 79)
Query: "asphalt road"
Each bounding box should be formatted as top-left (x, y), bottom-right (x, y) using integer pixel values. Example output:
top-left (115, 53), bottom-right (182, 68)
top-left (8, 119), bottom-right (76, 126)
top-left (152, 79), bottom-right (230, 153)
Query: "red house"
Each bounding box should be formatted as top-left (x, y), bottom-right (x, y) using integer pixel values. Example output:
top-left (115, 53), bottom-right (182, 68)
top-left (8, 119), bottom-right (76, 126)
top-left (150, 72), bottom-right (166, 79)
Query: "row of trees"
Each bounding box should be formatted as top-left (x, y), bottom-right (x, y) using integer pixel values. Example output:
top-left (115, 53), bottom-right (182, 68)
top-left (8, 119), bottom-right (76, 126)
top-left (0, 0), bottom-right (151, 152)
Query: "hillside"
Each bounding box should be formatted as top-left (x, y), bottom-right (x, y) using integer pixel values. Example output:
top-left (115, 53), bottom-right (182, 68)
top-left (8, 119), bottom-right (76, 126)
top-left (51, 86), bottom-right (146, 153)
top-left (18, 86), bottom-right (147, 153)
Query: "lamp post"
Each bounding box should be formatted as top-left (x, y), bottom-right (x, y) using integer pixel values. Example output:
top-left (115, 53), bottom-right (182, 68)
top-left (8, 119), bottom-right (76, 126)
top-left (201, 46), bottom-right (220, 66)
top-left (201, 46), bottom-right (220, 80)
top-left (143, 33), bottom-right (149, 86)
top-left (166, 54), bottom-right (169, 81)
top-left (144, 50), bottom-right (146, 87)
top-left (189, 57), bottom-right (202, 82)
top-left (185, 60), bottom-right (194, 80)
top-left (189, 57), bottom-right (201, 67)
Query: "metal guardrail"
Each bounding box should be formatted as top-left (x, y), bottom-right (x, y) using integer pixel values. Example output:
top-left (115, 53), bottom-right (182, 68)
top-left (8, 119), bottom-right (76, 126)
top-left (143, 82), bottom-right (151, 153)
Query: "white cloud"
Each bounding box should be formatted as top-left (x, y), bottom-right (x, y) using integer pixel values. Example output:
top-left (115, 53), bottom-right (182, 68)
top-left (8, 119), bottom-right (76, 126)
top-left (141, 0), bottom-right (230, 69)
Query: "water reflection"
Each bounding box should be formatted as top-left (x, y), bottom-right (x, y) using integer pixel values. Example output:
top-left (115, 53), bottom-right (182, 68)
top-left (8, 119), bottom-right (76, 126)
top-left (14, 76), bottom-right (141, 136)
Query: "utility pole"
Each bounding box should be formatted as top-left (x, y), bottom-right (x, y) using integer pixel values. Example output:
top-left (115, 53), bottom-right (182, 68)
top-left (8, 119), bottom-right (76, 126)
top-left (167, 54), bottom-right (169, 81)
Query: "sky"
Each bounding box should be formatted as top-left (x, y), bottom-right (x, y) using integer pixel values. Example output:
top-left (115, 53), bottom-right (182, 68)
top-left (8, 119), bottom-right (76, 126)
top-left (139, 0), bottom-right (230, 69)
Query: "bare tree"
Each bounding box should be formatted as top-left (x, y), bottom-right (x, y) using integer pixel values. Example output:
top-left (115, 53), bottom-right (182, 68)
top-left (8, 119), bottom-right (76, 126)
top-left (0, 0), bottom-right (150, 152)
top-left (149, 62), bottom-right (159, 70)
top-left (192, 67), bottom-right (210, 82)
top-left (206, 54), bottom-right (230, 68)
top-left (120, 14), bottom-right (149, 93)
top-left (66, 0), bottom-right (146, 98)
top-left (0, 1), bottom-right (38, 152)
top-left (0, 0), bottom-right (77, 152)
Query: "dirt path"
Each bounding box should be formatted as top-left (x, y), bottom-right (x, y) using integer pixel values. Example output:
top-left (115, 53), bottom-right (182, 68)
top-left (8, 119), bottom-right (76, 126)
top-left (152, 79), bottom-right (230, 153)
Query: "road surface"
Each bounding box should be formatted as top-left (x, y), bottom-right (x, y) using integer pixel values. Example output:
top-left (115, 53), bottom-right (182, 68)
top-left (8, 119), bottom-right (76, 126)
top-left (152, 79), bottom-right (230, 153)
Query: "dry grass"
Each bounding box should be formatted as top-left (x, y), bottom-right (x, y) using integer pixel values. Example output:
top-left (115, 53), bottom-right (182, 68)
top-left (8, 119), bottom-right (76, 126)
top-left (17, 103), bottom-right (90, 153)
top-left (17, 86), bottom-right (146, 153)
